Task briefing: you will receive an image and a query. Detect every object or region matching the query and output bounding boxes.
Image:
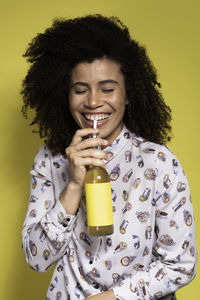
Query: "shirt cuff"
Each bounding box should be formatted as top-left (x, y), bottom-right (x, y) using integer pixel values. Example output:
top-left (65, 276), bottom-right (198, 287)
top-left (48, 198), bottom-right (77, 232)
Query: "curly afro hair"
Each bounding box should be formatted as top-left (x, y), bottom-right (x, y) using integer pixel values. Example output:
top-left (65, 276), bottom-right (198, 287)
top-left (21, 14), bottom-right (172, 155)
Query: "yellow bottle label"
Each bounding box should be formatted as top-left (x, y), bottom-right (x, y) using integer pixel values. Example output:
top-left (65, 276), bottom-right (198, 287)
top-left (85, 182), bottom-right (113, 227)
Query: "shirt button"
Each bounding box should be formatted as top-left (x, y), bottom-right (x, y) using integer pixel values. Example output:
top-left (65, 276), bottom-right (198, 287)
top-left (66, 218), bottom-right (71, 222)
top-left (89, 260), bottom-right (93, 264)
top-left (63, 223), bottom-right (67, 227)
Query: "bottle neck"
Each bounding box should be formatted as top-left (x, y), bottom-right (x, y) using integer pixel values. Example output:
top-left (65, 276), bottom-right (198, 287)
top-left (92, 132), bottom-right (101, 150)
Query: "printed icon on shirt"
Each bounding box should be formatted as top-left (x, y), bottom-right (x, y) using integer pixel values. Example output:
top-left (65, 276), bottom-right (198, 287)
top-left (85, 250), bottom-right (94, 264)
top-left (125, 150), bottom-right (132, 163)
top-left (183, 210), bottom-right (193, 226)
top-left (30, 195), bottom-right (38, 203)
top-left (39, 229), bottom-right (47, 242)
top-left (133, 263), bottom-right (144, 271)
top-left (110, 164), bottom-right (120, 181)
top-left (163, 174), bottom-right (171, 189)
top-left (132, 138), bottom-right (141, 147)
top-left (87, 267), bottom-right (100, 278)
top-left (190, 246), bottom-right (195, 257)
top-left (157, 151), bottom-right (166, 162)
top-left (121, 255), bottom-right (136, 266)
top-left (182, 239), bottom-right (189, 249)
top-left (43, 249), bottom-right (50, 261)
top-left (124, 131), bottom-right (130, 139)
top-left (143, 246), bottom-right (149, 256)
top-left (162, 192), bottom-right (170, 204)
top-left (144, 168), bottom-right (157, 180)
top-left (80, 232), bottom-right (93, 246)
top-left (133, 178), bottom-right (141, 188)
top-left (136, 155), bottom-right (144, 168)
top-left (53, 161), bottom-right (60, 168)
top-left (114, 241), bottom-right (127, 253)
top-left (105, 260), bottom-right (112, 270)
top-left (44, 199), bottom-right (52, 210)
top-left (111, 188), bottom-right (117, 202)
top-left (159, 234), bottom-right (175, 246)
top-left (156, 210), bottom-right (168, 219)
top-left (142, 148), bottom-right (155, 154)
top-left (130, 283), bottom-right (139, 295)
top-left (172, 158), bottom-right (178, 175)
top-left (57, 265), bottom-right (63, 272)
top-left (139, 188), bottom-right (151, 201)
top-left (68, 247), bottom-right (76, 263)
top-left (172, 197), bottom-right (186, 212)
top-left (27, 223), bottom-right (36, 234)
top-left (154, 291), bottom-right (163, 299)
top-left (120, 220), bottom-right (129, 234)
top-left (29, 209), bottom-right (37, 218)
top-left (112, 273), bottom-right (120, 283)
top-left (138, 279), bottom-right (146, 296)
top-left (105, 238), bottom-right (112, 252)
top-left (152, 191), bottom-right (161, 206)
top-left (174, 277), bottom-right (182, 285)
top-left (122, 202), bottom-right (132, 214)
top-left (39, 161), bottom-right (46, 169)
top-left (136, 211), bottom-right (150, 223)
top-left (62, 172), bottom-right (67, 182)
top-left (123, 190), bottom-right (129, 201)
top-left (169, 220), bottom-right (179, 230)
top-left (132, 235), bottom-right (140, 249)
top-left (107, 151), bottom-right (114, 160)
top-left (56, 291), bottom-right (62, 299)
top-left (58, 212), bottom-right (64, 223)
top-left (122, 169), bottom-right (133, 183)
top-left (145, 226), bottom-right (152, 239)
top-left (177, 182), bottom-right (186, 192)
top-left (74, 282), bottom-right (83, 299)
top-left (31, 176), bottom-right (37, 188)
top-left (155, 268), bottom-right (167, 281)
top-left (29, 240), bottom-right (37, 256)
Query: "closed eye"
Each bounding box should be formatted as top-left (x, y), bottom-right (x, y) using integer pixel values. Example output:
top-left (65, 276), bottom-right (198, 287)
top-left (74, 90), bottom-right (87, 94)
top-left (102, 89), bottom-right (114, 93)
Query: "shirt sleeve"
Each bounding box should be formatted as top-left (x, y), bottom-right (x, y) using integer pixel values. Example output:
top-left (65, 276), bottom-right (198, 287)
top-left (113, 146), bottom-right (197, 300)
top-left (22, 145), bottom-right (77, 273)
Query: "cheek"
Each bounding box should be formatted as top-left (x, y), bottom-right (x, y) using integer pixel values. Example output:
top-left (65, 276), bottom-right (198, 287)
top-left (68, 95), bottom-right (78, 113)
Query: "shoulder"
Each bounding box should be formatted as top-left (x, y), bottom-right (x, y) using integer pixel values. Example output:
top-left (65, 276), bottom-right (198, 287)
top-left (130, 132), bottom-right (183, 175)
top-left (31, 144), bottom-right (67, 177)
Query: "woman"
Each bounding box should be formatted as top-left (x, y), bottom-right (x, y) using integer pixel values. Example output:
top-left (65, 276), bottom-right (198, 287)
top-left (21, 15), bottom-right (197, 300)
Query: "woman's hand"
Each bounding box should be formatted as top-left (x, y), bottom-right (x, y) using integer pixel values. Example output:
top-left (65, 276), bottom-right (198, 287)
top-left (60, 128), bottom-right (108, 215)
top-left (66, 128), bottom-right (109, 187)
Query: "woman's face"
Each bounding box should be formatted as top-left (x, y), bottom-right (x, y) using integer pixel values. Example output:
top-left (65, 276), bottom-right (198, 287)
top-left (68, 58), bottom-right (128, 145)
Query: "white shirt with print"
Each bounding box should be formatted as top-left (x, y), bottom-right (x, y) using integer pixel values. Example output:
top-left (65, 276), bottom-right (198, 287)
top-left (22, 126), bottom-right (197, 300)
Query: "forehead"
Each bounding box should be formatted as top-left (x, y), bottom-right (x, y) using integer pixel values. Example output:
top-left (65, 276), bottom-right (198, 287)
top-left (70, 58), bottom-right (124, 82)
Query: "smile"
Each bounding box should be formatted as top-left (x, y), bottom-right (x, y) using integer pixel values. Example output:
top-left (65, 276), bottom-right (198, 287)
top-left (83, 113), bottom-right (110, 121)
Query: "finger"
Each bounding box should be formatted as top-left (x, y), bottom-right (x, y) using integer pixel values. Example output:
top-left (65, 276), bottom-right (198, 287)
top-left (70, 128), bottom-right (99, 145)
top-left (72, 156), bottom-right (107, 169)
top-left (73, 137), bottom-right (108, 152)
top-left (72, 148), bottom-right (109, 160)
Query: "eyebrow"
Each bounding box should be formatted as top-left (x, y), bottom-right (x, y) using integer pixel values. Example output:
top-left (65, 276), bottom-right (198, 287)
top-left (71, 79), bottom-right (119, 88)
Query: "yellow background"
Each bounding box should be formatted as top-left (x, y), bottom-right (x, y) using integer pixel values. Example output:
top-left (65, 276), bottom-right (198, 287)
top-left (0, 0), bottom-right (199, 299)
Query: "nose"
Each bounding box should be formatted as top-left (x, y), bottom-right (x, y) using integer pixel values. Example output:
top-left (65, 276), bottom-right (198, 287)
top-left (85, 90), bottom-right (104, 109)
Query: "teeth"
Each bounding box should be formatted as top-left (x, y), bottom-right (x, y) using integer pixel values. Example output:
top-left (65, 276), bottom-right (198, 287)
top-left (84, 114), bottom-right (110, 121)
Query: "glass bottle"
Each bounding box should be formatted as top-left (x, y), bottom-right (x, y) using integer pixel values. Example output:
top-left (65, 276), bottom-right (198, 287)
top-left (84, 120), bottom-right (114, 236)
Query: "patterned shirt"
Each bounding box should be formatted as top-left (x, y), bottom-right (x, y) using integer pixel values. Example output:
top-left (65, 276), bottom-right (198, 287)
top-left (22, 126), bottom-right (197, 300)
